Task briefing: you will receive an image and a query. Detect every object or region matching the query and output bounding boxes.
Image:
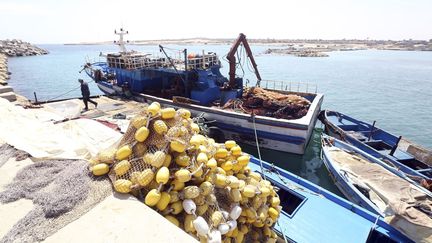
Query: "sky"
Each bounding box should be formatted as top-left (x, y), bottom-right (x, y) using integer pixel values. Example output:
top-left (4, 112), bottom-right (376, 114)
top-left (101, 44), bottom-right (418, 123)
top-left (0, 0), bottom-right (431, 44)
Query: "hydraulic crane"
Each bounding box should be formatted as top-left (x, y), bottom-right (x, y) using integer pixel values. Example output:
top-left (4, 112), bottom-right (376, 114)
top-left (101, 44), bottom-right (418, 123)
top-left (226, 33), bottom-right (262, 88)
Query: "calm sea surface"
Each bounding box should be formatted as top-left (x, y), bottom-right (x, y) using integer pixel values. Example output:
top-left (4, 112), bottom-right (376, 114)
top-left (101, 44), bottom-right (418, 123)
top-left (7, 44), bottom-right (432, 195)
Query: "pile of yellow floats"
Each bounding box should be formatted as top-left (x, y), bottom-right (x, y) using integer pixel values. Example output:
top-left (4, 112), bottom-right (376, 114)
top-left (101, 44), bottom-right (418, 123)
top-left (89, 102), bottom-right (281, 243)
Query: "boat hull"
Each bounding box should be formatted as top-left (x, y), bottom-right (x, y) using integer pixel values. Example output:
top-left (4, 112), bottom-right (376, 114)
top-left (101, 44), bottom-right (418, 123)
top-left (133, 92), bottom-right (323, 154)
top-left (320, 110), bottom-right (432, 179)
top-left (86, 60), bottom-right (323, 154)
top-left (249, 156), bottom-right (414, 243)
top-left (321, 145), bottom-right (382, 215)
top-left (93, 80), bottom-right (323, 154)
top-left (320, 135), bottom-right (432, 242)
top-left (96, 82), bottom-right (117, 96)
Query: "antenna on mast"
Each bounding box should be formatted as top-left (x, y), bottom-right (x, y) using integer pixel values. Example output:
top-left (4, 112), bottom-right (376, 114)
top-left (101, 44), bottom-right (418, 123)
top-left (114, 28), bottom-right (128, 53)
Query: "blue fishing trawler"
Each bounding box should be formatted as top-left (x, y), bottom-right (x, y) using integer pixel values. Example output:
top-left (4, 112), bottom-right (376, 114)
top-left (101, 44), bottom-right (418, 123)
top-left (320, 135), bottom-right (432, 242)
top-left (249, 156), bottom-right (415, 242)
top-left (83, 29), bottom-right (323, 155)
top-left (320, 110), bottom-right (432, 180)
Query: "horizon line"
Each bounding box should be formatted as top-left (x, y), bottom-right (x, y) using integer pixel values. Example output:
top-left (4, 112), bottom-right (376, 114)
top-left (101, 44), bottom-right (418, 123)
top-left (29, 37), bottom-right (432, 45)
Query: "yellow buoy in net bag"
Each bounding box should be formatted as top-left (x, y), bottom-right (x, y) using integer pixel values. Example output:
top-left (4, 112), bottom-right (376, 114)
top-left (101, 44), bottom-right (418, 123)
top-left (153, 120), bottom-right (168, 134)
top-left (136, 169), bottom-right (154, 187)
top-left (145, 189), bottom-right (161, 206)
top-left (116, 145), bottom-right (132, 161)
top-left (135, 127), bottom-right (150, 142)
top-left (161, 107), bottom-right (176, 119)
top-left (113, 160), bottom-right (131, 176)
top-left (114, 179), bottom-right (132, 193)
top-left (91, 163), bottom-right (109, 176)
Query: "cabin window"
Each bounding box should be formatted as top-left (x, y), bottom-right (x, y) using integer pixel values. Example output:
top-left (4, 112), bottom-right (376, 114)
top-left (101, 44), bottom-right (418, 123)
top-left (365, 229), bottom-right (397, 243)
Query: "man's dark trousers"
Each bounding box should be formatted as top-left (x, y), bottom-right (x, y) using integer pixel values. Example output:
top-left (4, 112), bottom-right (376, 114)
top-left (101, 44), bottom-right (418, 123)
top-left (83, 96), bottom-right (97, 110)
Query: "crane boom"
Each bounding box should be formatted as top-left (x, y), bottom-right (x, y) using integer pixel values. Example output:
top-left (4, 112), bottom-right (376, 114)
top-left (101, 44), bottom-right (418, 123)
top-left (226, 33), bottom-right (262, 88)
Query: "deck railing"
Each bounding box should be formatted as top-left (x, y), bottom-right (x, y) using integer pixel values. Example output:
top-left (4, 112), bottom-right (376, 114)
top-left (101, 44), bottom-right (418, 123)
top-left (257, 80), bottom-right (318, 93)
top-left (104, 52), bottom-right (220, 71)
top-left (107, 54), bottom-right (175, 69)
top-left (186, 54), bottom-right (220, 70)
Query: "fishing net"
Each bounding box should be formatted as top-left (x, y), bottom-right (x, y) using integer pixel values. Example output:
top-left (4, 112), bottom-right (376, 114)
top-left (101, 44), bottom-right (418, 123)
top-left (223, 87), bottom-right (311, 119)
top-left (0, 159), bottom-right (112, 243)
top-left (329, 148), bottom-right (432, 243)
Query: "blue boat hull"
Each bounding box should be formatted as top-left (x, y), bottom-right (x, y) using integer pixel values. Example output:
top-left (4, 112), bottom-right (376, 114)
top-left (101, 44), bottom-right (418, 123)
top-left (89, 79), bottom-right (323, 155)
top-left (320, 110), bottom-right (432, 180)
top-left (249, 156), bottom-right (414, 242)
top-left (320, 135), bottom-right (432, 242)
top-left (321, 141), bottom-right (383, 215)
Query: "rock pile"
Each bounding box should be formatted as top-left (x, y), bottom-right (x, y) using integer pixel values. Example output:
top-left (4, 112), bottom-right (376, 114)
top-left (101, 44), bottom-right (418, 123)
top-left (0, 54), bottom-right (17, 101)
top-left (0, 38), bottom-right (47, 101)
top-left (265, 47), bottom-right (329, 57)
top-left (0, 54), bottom-right (8, 84)
top-left (0, 39), bottom-right (48, 57)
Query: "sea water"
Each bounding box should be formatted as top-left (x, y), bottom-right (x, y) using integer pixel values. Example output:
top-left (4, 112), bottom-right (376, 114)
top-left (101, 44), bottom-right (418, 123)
top-left (7, 44), bottom-right (432, 195)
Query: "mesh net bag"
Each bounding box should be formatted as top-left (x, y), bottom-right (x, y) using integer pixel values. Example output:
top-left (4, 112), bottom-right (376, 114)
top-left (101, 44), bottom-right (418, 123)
top-left (89, 102), bottom-right (282, 243)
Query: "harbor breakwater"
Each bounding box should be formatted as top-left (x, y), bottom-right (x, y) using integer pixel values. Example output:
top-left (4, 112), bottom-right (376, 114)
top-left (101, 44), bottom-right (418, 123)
top-left (0, 39), bottom-right (49, 84)
top-left (0, 39), bottom-right (48, 57)
top-left (0, 54), bottom-right (9, 85)
top-left (0, 40), bottom-right (48, 102)
top-left (0, 54), bottom-right (17, 101)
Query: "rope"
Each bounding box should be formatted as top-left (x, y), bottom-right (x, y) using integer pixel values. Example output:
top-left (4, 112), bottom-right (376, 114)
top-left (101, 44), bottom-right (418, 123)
top-left (251, 114), bottom-right (265, 180)
top-left (366, 215), bottom-right (380, 241)
top-left (269, 164), bottom-right (322, 197)
top-left (251, 114), bottom-right (288, 243)
top-left (44, 80), bottom-right (95, 103)
top-left (160, 46), bottom-right (184, 53)
top-left (236, 47), bottom-right (245, 78)
top-left (276, 219), bottom-right (288, 243)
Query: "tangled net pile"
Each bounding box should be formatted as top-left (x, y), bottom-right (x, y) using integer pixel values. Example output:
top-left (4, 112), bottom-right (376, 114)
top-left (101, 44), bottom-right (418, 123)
top-left (88, 102), bottom-right (282, 243)
top-left (223, 87), bottom-right (311, 119)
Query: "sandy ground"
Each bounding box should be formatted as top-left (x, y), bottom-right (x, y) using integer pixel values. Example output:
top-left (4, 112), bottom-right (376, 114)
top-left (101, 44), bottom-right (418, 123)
top-left (45, 194), bottom-right (197, 243)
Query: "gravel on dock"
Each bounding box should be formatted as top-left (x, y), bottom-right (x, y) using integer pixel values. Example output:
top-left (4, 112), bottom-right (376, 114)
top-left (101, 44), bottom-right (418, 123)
top-left (0, 144), bottom-right (29, 167)
top-left (0, 156), bottom-right (112, 242)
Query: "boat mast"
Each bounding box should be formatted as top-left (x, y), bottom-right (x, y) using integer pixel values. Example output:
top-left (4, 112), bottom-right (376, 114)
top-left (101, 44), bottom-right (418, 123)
top-left (114, 28), bottom-right (128, 53)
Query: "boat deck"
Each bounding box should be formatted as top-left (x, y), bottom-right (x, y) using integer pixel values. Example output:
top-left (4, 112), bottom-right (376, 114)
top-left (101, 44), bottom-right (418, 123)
top-left (324, 110), bottom-right (432, 178)
top-left (327, 147), bottom-right (432, 242)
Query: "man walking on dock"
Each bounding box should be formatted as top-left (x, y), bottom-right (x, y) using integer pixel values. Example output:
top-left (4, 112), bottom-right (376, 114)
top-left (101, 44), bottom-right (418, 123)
top-left (78, 79), bottom-right (97, 111)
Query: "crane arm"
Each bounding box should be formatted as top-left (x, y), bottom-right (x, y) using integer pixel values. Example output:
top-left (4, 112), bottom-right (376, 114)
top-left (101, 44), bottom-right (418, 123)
top-left (226, 33), bottom-right (262, 88)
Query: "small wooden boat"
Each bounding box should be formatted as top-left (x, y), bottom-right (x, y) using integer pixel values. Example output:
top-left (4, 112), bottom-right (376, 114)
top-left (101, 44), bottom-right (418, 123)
top-left (249, 155), bottom-right (415, 242)
top-left (321, 135), bottom-right (432, 243)
top-left (320, 110), bottom-right (432, 181)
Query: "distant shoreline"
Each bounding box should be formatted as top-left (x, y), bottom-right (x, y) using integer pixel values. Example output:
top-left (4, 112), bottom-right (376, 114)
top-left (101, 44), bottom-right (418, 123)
top-left (64, 38), bottom-right (432, 57)
top-left (64, 37), bottom-right (431, 46)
